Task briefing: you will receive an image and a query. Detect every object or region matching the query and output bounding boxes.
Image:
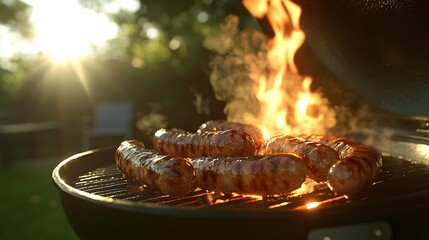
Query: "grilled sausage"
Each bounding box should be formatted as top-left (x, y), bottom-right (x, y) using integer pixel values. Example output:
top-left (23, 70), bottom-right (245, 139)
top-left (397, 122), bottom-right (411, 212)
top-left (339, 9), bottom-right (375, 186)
top-left (153, 129), bottom-right (256, 158)
top-left (262, 135), bottom-right (339, 182)
top-left (115, 140), bottom-right (195, 196)
top-left (190, 154), bottom-right (307, 195)
top-left (198, 120), bottom-right (265, 150)
top-left (303, 135), bottom-right (382, 196)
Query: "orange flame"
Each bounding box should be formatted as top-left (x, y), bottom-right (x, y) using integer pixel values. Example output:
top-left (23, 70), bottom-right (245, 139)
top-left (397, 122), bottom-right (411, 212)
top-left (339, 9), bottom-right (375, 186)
top-left (242, 0), bottom-right (335, 138)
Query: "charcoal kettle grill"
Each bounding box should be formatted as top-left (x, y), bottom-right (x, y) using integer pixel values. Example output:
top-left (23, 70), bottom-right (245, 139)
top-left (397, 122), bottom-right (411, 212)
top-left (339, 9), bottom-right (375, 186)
top-left (52, 0), bottom-right (429, 239)
top-left (53, 127), bottom-right (429, 239)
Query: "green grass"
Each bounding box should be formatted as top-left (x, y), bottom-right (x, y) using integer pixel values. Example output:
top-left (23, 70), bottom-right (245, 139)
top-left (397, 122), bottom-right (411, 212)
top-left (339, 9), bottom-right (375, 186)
top-left (0, 162), bottom-right (78, 240)
top-left (0, 125), bottom-right (123, 239)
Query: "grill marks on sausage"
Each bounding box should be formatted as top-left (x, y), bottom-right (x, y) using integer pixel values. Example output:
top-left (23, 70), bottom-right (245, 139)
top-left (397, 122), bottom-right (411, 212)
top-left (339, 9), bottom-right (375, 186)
top-left (198, 120), bottom-right (265, 150)
top-left (117, 128), bottom-right (380, 197)
top-left (115, 140), bottom-right (195, 196)
top-left (153, 129), bottom-right (256, 158)
top-left (303, 135), bottom-right (382, 196)
top-left (190, 154), bottom-right (307, 195)
top-left (262, 135), bottom-right (339, 182)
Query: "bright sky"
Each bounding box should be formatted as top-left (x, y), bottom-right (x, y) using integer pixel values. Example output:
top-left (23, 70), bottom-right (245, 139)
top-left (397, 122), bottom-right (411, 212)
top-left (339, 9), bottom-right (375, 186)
top-left (0, 0), bottom-right (140, 64)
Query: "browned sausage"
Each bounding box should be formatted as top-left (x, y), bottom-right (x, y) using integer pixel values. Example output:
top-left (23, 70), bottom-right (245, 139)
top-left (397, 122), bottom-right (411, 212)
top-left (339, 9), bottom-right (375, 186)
top-left (261, 135), bottom-right (339, 182)
top-left (303, 135), bottom-right (382, 196)
top-left (190, 154), bottom-right (307, 195)
top-left (198, 120), bottom-right (265, 150)
top-left (153, 129), bottom-right (256, 158)
top-left (115, 140), bottom-right (195, 196)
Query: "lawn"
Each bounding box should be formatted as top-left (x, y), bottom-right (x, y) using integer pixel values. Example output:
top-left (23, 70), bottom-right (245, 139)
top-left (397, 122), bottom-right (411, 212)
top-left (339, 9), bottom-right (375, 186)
top-left (0, 161), bottom-right (78, 240)
top-left (0, 121), bottom-right (134, 239)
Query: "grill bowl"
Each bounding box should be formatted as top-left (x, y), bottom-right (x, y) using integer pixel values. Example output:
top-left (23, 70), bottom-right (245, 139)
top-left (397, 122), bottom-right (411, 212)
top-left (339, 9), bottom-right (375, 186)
top-left (53, 142), bottom-right (429, 239)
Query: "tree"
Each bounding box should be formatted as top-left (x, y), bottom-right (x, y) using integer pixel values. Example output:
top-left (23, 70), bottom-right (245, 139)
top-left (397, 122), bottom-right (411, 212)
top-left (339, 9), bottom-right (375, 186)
top-left (0, 0), bottom-right (32, 114)
top-left (0, 0), bottom-right (32, 36)
top-left (0, 0), bottom-right (259, 130)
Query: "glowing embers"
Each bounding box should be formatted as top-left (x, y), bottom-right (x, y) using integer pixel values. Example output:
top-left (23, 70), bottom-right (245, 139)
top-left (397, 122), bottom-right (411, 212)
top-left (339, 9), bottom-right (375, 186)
top-left (206, 192), bottom-right (264, 205)
top-left (293, 196), bottom-right (346, 211)
top-left (202, 189), bottom-right (346, 211)
top-left (305, 201), bottom-right (321, 209)
top-left (202, 179), bottom-right (345, 210)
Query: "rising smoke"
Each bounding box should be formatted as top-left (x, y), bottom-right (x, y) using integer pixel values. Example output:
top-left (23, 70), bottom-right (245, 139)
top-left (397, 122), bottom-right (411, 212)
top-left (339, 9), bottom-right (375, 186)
top-left (204, 15), bottom-right (337, 136)
top-left (203, 15), bottom-right (267, 125)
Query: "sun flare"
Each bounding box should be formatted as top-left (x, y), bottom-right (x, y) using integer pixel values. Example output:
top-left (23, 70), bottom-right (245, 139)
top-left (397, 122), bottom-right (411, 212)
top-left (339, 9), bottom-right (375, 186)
top-left (28, 0), bottom-right (119, 62)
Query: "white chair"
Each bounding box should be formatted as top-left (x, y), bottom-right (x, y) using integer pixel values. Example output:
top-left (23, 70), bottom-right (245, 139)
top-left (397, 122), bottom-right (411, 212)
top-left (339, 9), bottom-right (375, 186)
top-left (82, 101), bottom-right (134, 150)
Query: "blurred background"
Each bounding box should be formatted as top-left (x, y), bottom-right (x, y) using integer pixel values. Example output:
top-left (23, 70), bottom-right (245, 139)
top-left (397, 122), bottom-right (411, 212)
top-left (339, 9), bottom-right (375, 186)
top-left (0, 0), bottom-right (257, 239)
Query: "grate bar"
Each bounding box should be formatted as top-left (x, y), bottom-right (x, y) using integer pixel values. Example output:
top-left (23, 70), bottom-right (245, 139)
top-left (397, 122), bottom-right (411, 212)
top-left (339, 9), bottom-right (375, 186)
top-left (79, 181), bottom-right (129, 193)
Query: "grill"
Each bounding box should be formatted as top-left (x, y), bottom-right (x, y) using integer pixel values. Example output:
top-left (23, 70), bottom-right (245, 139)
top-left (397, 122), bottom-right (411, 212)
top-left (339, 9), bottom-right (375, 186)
top-left (52, 0), bottom-right (429, 238)
top-left (53, 130), bottom-right (429, 240)
top-left (72, 154), bottom-right (428, 209)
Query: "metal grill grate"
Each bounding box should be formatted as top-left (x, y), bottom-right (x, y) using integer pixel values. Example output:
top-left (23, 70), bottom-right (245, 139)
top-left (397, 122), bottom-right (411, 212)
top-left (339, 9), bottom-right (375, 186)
top-left (70, 155), bottom-right (429, 210)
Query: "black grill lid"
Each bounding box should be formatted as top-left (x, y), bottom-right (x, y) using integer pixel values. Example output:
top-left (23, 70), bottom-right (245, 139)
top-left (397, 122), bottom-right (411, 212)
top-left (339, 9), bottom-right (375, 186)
top-left (289, 0), bottom-right (429, 116)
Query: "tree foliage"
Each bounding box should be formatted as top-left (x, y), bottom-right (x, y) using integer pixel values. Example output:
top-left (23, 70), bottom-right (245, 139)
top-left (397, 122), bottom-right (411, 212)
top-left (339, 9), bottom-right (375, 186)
top-left (0, 0), bottom-right (32, 37)
top-left (0, 0), bottom-right (260, 131)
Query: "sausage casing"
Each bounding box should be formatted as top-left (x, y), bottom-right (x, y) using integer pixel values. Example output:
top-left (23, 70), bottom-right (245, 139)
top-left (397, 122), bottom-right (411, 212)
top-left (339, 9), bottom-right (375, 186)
top-left (198, 120), bottom-right (265, 149)
top-left (190, 154), bottom-right (307, 195)
top-left (303, 135), bottom-right (382, 196)
top-left (262, 135), bottom-right (339, 182)
top-left (115, 140), bottom-right (195, 196)
top-left (153, 129), bottom-right (256, 158)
